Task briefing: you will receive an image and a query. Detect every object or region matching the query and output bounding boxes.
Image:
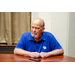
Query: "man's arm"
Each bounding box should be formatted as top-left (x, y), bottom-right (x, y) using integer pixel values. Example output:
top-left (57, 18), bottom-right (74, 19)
top-left (14, 48), bottom-right (64, 58)
top-left (14, 48), bottom-right (30, 56)
top-left (48, 48), bottom-right (64, 56)
top-left (40, 49), bottom-right (64, 58)
top-left (14, 48), bottom-right (40, 58)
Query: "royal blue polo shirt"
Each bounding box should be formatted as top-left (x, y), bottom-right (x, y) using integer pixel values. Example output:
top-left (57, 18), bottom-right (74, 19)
top-left (15, 32), bottom-right (62, 53)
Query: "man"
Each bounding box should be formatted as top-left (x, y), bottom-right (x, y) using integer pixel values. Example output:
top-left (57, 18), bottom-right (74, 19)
top-left (14, 18), bottom-right (64, 58)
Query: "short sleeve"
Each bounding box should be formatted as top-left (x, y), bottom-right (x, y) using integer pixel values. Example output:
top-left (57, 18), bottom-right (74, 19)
top-left (15, 34), bottom-right (26, 50)
top-left (50, 35), bottom-right (62, 51)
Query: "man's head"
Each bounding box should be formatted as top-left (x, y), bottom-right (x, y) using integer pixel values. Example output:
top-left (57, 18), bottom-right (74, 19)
top-left (31, 18), bottom-right (45, 40)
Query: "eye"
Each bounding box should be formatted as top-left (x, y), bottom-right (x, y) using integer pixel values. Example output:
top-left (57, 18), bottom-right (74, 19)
top-left (36, 28), bottom-right (39, 29)
top-left (31, 26), bottom-right (34, 28)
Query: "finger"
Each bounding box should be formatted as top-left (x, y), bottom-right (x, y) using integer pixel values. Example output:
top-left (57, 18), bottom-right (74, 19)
top-left (42, 55), bottom-right (45, 58)
top-left (36, 55), bottom-right (40, 58)
top-left (40, 55), bottom-right (44, 58)
top-left (36, 53), bottom-right (40, 57)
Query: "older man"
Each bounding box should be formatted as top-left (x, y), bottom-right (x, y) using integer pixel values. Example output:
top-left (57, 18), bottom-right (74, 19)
top-left (14, 18), bottom-right (64, 58)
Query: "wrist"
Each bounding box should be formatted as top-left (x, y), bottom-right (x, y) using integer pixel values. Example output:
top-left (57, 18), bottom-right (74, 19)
top-left (47, 52), bottom-right (50, 57)
top-left (28, 52), bottom-right (32, 57)
top-left (24, 51), bottom-right (31, 57)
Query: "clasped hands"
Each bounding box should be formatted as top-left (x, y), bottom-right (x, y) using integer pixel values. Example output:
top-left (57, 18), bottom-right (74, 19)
top-left (29, 52), bottom-right (50, 58)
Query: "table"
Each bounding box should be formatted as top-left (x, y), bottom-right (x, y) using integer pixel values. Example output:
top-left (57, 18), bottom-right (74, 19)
top-left (0, 53), bottom-right (75, 62)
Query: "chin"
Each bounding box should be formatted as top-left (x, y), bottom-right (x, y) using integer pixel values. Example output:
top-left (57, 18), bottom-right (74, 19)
top-left (33, 35), bottom-right (38, 38)
top-left (31, 34), bottom-right (38, 38)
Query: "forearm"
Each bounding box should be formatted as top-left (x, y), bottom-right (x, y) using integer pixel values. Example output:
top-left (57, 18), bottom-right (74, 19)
top-left (48, 49), bottom-right (64, 57)
top-left (14, 48), bottom-right (40, 58)
top-left (14, 48), bottom-right (30, 56)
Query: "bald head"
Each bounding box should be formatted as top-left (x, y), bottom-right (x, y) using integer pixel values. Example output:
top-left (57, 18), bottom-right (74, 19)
top-left (32, 18), bottom-right (45, 27)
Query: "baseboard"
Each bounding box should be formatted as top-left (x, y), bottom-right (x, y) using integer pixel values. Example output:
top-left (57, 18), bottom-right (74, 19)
top-left (0, 47), bottom-right (15, 53)
top-left (0, 43), bottom-right (16, 53)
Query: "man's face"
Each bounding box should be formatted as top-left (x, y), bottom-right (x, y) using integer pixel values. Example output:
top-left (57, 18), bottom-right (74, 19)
top-left (31, 23), bottom-right (44, 38)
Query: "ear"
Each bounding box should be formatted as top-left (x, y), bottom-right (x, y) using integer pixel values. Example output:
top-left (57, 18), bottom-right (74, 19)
top-left (42, 27), bottom-right (45, 32)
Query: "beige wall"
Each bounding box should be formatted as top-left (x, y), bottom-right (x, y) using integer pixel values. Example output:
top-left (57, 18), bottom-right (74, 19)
top-left (31, 12), bottom-right (75, 57)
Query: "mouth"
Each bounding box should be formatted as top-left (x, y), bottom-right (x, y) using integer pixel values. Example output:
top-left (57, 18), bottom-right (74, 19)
top-left (31, 32), bottom-right (38, 37)
top-left (31, 32), bottom-right (37, 35)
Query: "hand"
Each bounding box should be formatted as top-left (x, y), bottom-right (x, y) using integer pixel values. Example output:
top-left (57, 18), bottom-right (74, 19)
top-left (40, 52), bottom-right (49, 58)
top-left (29, 52), bottom-right (40, 58)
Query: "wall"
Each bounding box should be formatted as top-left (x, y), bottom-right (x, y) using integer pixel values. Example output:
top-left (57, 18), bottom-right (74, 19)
top-left (51, 12), bottom-right (69, 56)
top-left (31, 12), bottom-right (75, 57)
top-left (68, 12), bottom-right (75, 57)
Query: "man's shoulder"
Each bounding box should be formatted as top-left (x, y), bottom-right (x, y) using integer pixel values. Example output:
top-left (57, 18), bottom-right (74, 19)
top-left (22, 32), bottom-right (31, 35)
top-left (43, 31), bottom-right (53, 36)
top-left (22, 32), bottom-right (31, 37)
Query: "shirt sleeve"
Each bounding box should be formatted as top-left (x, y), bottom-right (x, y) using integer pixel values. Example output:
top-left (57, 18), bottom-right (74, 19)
top-left (50, 34), bottom-right (62, 51)
top-left (15, 34), bottom-right (26, 50)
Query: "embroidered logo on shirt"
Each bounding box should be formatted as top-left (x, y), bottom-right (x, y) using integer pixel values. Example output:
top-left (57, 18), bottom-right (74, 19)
top-left (43, 46), bottom-right (47, 49)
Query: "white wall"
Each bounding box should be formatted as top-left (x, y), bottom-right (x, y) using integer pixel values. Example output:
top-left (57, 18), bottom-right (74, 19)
top-left (51, 12), bottom-right (69, 56)
top-left (68, 12), bottom-right (75, 57)
top-left (31, 12), bottom-right (75, 57)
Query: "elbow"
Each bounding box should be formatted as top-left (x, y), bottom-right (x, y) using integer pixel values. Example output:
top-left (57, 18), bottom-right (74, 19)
top-left (61, 49), bottom-right (64, 55)
top-left (14, 49), bottom-right (17, 54)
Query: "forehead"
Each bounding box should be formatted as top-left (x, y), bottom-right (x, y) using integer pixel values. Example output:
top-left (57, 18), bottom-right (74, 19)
top-left (32, 23), bottom-right (41, 27)
top-left (32, 19), bottom-right (42, 27)
top-left (32, 24), bottom-right (41, 28)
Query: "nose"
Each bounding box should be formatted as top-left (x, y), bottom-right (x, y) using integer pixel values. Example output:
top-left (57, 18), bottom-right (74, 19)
top-left (33, 28), bottom-right (36, 32)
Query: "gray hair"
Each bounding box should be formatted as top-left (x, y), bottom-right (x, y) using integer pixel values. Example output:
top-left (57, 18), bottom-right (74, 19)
top-left (41, 20), bottom-right (45, 27)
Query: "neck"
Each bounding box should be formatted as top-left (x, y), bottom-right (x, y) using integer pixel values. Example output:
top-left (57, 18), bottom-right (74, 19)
top-left (32, 33), bottom-right (42, 41)
top-left (33, 37), bottom-right (41, 41)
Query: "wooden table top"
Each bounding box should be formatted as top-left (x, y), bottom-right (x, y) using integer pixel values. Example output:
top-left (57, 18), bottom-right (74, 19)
top-left (0, 53), bottom-right (75, 62)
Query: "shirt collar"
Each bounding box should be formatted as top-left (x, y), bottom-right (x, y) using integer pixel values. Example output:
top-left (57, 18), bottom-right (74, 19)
top-left (29, 32), bottom-right (45, 41)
